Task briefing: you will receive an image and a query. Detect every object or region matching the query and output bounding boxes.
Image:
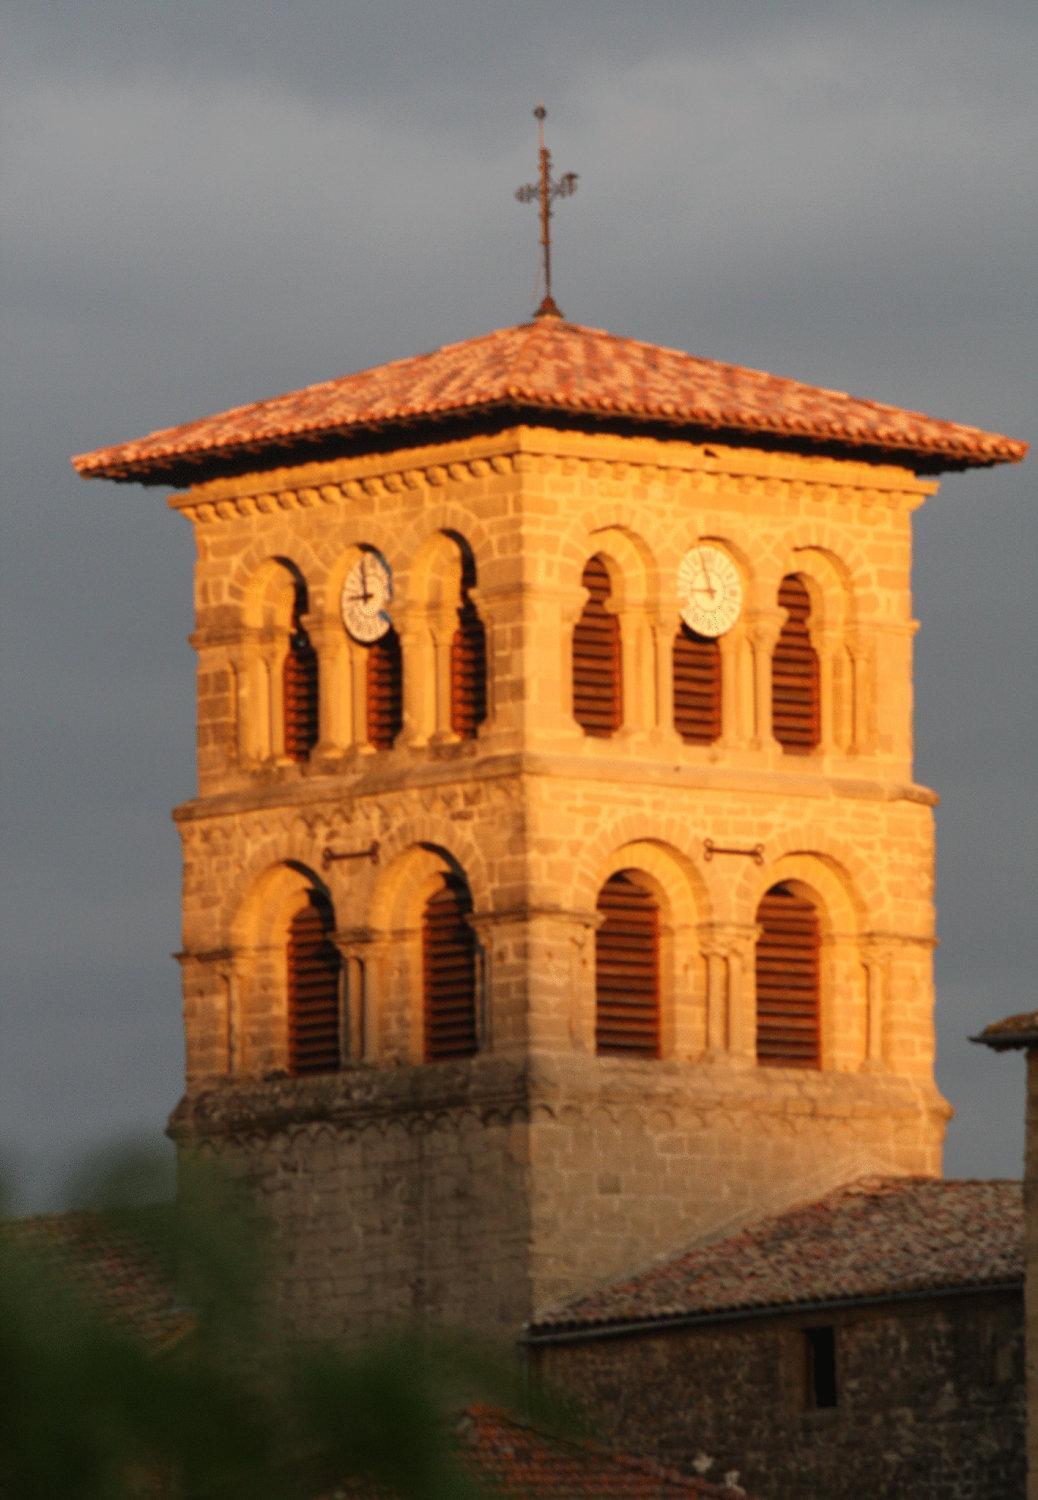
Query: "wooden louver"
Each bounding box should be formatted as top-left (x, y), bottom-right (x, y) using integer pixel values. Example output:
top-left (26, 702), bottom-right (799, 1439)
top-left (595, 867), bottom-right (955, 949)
top-left (673, 624), bottom-right (722, 743)
top-left (450, 596), bottom-right (487, 739)
top-left (755, 883), bottom-right (820, 1068)
top-left (366, 627), bottom-right (403, 750)
top-left (283, 609), bottom-right (319, 762)
top-left (572, 555), bottom-right (622, 737)
top-left (422, 876), bottom-right (478, 1061)
top-left (287, 892), bottom-right (341, 1076)
top-left (595, 872), bottom-right (660, 1057)
top-left (772, 575), bottom-right (820, 754)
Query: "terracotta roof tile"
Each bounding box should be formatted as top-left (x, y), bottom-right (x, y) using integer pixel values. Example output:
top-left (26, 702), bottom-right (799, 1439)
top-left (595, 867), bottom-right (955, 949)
top-left (72, 320), bottom-right (1027, 484)
top-left (2, 1208), bottom-right (191, 1351)
top-left (531, 1177), bottom-right (1023, 1336)
top-left (971, 1010), bottom-right (1038, 1050)
top-left (455, 1406), bottom-right (753, 1499)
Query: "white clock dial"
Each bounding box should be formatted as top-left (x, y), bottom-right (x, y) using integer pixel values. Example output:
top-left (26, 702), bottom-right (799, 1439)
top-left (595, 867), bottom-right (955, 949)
top-left (677, 546), bottom-right (742, 638)
top-left (341, 552), bottom-right (392, 643)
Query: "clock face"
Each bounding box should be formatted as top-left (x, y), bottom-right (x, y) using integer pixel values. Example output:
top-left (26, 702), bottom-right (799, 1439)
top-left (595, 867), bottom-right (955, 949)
top-left (677, 546), bottom-right (743, 638)
top-left (341, 552), bottom-right (392, 643)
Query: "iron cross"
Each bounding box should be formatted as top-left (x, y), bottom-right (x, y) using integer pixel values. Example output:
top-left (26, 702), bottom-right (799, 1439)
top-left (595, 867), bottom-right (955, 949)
top-left (515, 104), bottom-right (578, 319)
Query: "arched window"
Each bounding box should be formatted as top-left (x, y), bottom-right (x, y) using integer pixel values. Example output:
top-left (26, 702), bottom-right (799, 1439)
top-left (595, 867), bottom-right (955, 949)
top-left (755, 883), bottom-right (820, 1068)
top-left (673, 623), bottom-right (721, 743)
top-left (595, 872), bottom-right (660, 1057)
top-left (282, 585), bottom-right (319, 762)
top-left (450, 558), bottom-right (487, 739)
top-left (287, 890), bottom-right (341, 1075)
top-left (572, 555), bottom-right (622, 737)
top-left (366, 627), bottom-right (403, 750)
top-left (772, 575), bottom-right (820, 754)
top-left (422, 875), bottom-right (478, 1061)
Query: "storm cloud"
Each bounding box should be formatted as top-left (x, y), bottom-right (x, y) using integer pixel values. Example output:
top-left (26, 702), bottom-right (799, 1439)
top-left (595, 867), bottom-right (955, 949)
top-left (2, 0), bottom-right (1034, 1207)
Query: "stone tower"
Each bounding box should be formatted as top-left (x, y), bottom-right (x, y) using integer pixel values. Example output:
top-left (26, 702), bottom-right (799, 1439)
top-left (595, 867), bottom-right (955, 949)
top-left (74, 316), bottom-right (1026, 1342)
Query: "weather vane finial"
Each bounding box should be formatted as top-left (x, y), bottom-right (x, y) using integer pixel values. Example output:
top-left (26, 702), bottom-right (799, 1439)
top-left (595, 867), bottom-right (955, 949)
top-left (515, 104), bottom-right (578, 320)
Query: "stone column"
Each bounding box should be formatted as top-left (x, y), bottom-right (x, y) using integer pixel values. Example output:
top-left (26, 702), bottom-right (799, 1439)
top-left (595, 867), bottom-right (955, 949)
top-left (697, 922), bottom-right (759, 1066)
top-left (176, 947), bottom-right (238, 1082)
top-left (747, 609), bottom-right (784, 754)
top-left (311, 617), bottom-right (351, 758)
top-left (718, 620), bottom-right (751, 750)
top-left (813, 624), bottom-right (841, 754)
top-left (860, 936), bottom-right (892, 1071)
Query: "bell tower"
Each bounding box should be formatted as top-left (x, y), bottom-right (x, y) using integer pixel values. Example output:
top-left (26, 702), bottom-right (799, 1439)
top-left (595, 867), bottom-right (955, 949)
top-left (74, 315), bottom-right (1026, 1343)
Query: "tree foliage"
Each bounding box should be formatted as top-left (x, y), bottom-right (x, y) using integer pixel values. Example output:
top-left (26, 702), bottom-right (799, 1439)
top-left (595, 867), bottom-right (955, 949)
top-left (0, 1151), bottom-right (524, 1499)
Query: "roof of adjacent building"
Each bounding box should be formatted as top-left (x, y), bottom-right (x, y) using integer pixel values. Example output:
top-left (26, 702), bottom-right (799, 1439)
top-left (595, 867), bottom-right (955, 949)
top-left (71, 318), bottom-right (1028, 485)
top-left (971, 1010), bottom-right (1038, 1051)
top-left (530, 1177), bottom-right (1023, 1338)
top-left (453, 1407), bottom-right (751, 1499)
top-left (2, 1208), bottom-right (191, 1352)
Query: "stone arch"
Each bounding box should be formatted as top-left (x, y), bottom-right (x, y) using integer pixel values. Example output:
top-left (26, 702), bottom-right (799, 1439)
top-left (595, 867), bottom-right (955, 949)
top-left (236, 558), bottom-right (317, 764)
top-left (567, 817), bottom-right (713, 924)
top-left (398, 528), bottom-right (488, 743)
top-left (366, 840), bottom-right (483, 1066)
top-left (549, 834), bottom-right (706, 1064)
top-left (317, 540), bottom-right (401, 755)
top-left (395, 502), bottom-right (496, 599)
top-left (229, 859), bottom-right (338, 1077)
top-left (566, 525), bottom-right (660, 737)
top-left (668, 533), bottom-right (755, 750)
top-left (576, 523), bottom-right (659, 614)
top-left (742, 850), bottom-right (868, 1072)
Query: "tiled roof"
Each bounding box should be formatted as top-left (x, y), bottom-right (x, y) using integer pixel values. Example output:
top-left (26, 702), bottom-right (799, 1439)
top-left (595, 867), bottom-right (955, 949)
top-left (2, 1208), bottom-right (190, 1352)
top-left (455, 1406), bottom-right (752, 1498)
top-left (972, 1010), bottom-right (1038, 1050)
top-left (328, 1407), bottom-right (754, 1499)
top-left (72, 319), bottom-right (1027, 484)
top-left (531, 1177), bottom-right (1023, 1337)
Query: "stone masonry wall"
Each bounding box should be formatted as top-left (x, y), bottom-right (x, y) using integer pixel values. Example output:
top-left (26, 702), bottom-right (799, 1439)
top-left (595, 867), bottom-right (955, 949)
top-left (531, 1290), bottom-right (1025, 1500)
top-left (170, 1059), bottom-right (534, 1343)
top-left (170, 423), bottom-right (948, 1340)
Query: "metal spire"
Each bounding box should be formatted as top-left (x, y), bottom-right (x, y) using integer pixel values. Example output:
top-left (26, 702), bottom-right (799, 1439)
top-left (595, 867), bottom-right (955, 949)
top-left (515, 104), bottom-right (578, 320)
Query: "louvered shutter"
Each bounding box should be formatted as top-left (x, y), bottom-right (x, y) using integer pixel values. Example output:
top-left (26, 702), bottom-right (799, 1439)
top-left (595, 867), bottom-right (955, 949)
top-left (366, 627), bottom-right (403, 750)
top-left (595, 873), bottom-right (660, 1057)
top-left (283, 628), bottom-right (319, 762)
top-left (287, 893), bottom-right (341, 1075)
top-left (673, 623), bottom-right (721, 744)
top-left (572, 556), bottom-right (622, 737)
top-left (772, 576), bottom-right (820, 753)
top-left (422, 876), bottom-right (478, 1061)
top-left (450, 598), bottom-right (487, 739)
top-left (755, 883), bottom-right (820, 1068)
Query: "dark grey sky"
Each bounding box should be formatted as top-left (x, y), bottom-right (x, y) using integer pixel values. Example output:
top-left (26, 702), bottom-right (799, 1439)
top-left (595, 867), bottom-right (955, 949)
top-left (2, 1), bottom-right (1034, 1209)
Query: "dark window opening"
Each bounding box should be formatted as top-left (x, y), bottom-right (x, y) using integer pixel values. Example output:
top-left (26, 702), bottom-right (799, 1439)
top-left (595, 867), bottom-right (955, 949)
top-left (366, 627), bottom-right (403, 749)
top-left (755, 883), bottom-right (820, 1069)
top-left (422, 874), bottom-right (478, 1061)
top-left (573, 555), bottom-right (623, 737)
top-left (673, 622), bottom-right (721, 743)
top-left (804, 1326), bottom-right (838, 1410)
top-left (283, 588), bottom-right (319, 762)
top-left (450, 579), bottom-right (487, 739)
top-left (287, 891), bottom-right (340, 1076)
top-left (595, 872), bottom-right (660, 1058)
top-left (773, 574), bottom-right (819, 754)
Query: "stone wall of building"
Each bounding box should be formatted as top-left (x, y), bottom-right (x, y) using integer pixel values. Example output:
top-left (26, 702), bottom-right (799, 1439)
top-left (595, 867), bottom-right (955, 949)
top-left (530, 1290), bottom-right (1025, 1500)
top-left (170, 1060), bottom-right (534, 1343)
top-left (170, 422), bottom-right (949, 1338)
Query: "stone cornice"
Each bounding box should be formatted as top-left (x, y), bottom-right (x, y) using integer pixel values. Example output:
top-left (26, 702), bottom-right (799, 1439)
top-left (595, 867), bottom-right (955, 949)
top-left (169, 425), bottom-right (932, 525)
top-left (173, 751), bottom-right (937, 826)
top-left (168, 1051), bottom-right (950, 1147)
